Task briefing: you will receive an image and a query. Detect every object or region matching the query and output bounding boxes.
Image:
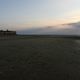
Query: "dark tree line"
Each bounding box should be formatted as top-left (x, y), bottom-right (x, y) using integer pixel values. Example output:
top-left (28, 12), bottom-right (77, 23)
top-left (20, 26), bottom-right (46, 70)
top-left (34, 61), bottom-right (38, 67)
top-left (0, 30), bottom-right (16, 36)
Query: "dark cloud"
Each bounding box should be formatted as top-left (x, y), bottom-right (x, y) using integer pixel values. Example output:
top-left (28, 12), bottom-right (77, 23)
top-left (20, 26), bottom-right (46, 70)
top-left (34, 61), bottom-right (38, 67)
top-left (17, 22), bottom-right (80, 35)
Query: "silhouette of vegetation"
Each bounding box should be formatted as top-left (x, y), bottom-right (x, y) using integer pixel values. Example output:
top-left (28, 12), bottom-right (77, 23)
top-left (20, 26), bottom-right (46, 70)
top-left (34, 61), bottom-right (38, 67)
top-left (0, 30), bottom-right (16, 36)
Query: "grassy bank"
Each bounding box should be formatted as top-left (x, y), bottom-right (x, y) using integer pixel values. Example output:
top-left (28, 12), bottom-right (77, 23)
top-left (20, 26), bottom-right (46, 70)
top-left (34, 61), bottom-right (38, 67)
top-left (0, 36), bottom-right (80, 80)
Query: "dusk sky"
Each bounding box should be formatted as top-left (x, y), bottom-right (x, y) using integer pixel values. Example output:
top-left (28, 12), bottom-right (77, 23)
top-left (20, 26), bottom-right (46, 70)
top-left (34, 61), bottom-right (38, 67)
top-left (0, 0), bottom-right (80, 31)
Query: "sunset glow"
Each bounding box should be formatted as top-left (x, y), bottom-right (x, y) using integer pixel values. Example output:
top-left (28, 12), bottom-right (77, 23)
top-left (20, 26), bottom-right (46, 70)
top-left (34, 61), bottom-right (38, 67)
top-left (0, 0), bottom-right (80, 31)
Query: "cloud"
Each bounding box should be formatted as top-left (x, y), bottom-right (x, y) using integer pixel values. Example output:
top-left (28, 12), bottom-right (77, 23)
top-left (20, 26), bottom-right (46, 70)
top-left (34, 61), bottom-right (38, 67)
top-left (17, 21), bottom-right (80, 35)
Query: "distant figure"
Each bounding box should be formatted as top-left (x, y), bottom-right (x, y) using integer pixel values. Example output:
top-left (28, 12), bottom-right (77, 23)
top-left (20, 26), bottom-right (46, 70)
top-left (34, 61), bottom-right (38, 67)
top-left (7, 29), bottom-right (9, 32)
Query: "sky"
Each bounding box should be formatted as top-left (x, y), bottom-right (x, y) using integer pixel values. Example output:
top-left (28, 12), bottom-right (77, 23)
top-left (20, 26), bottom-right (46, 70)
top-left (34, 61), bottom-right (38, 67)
top-left (0, 0), bottom-right (80, 31)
